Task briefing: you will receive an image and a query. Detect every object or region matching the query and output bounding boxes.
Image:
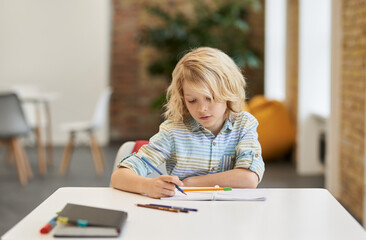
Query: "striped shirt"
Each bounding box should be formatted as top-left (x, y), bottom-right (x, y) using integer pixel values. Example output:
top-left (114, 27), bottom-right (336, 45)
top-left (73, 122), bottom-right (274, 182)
top-left (118, 111), bottom-right (265, 182)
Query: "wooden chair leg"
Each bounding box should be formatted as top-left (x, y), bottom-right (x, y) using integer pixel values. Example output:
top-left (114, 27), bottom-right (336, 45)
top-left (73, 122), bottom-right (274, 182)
top-left (34, 103), bottom-right (47, 175)
top-left (10, 138), bottom-right (28, 186)
top-left (59, 133), bottom-right (75, 176)
top-left (20, 141), bottom-right (33, 179)
top-left (94, 136), bottom-right (105, 169)
top-left (89, 132), bottom-right (104, 176)
top-left (5, 148), bottom-right (14, 165)
top-left (44, 101), bottom-right (54, 167)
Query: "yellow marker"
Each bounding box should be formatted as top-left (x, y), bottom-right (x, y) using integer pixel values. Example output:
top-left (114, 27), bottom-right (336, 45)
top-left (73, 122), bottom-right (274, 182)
top-left (57, 216), bottom-right (68, 224)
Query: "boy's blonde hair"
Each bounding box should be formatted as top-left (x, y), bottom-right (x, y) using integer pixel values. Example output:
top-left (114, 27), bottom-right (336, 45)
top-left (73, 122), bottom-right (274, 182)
top-left (164, 47), bottom-right (246, 121)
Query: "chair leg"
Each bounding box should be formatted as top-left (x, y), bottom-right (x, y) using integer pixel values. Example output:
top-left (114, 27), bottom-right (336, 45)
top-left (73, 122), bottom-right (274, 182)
top-left (89, 131), bottom-right (105, 176)
top-left (5, 148), bottom-right (13, 165)
top-left (95, 137), bottom-right (106, 169)
top-left (59, 132), bottom-right (75, 176)
top-left (34, 104), bottom-right (47, 175)
top-left (20, 142), bottom-right (33, 179)
top-left (10, 138), bottom-right (28, 186)
top-left (44, 101), bottom-right (54, 167)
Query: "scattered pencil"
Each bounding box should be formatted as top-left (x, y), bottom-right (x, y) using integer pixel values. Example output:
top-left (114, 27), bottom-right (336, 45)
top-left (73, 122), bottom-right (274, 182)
top-left (136, 204), bottom-right (189, 213)
top-left (149, 204), bottom-right (198, 212)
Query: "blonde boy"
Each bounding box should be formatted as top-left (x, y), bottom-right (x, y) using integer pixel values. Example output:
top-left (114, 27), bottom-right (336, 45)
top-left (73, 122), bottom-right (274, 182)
top-left (111, 47), bottom-right (265, 198)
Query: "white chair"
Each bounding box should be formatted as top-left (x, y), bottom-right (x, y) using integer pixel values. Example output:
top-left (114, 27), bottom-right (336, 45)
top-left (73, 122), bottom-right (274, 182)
top-left (59, 87), bottom-right (112, 176)
top-left (110, 141), bottom-right (167, 186)
top-left (112, 141), bottom-right (135, 174)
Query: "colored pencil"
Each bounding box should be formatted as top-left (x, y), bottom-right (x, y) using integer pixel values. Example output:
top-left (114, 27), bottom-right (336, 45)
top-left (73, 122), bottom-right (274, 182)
top-left (136, 204), bottom-right (188, 213)
top-left (140, 156), bottom-right (187, 195)
top-left (149, 204), bottom-right (198, 212)
top-left (183, 187), bottom-right (232, 192)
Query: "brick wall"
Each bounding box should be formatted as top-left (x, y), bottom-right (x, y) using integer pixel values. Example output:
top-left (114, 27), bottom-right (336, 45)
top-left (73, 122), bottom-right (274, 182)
top-left (246, 0), bottom-right (265, 99)
top-left (110, 0), bottom-right (168, 142)
top-left (110, 0), bottom-right (265, 142)
top-left (339, 0), bottom-right (366, 222)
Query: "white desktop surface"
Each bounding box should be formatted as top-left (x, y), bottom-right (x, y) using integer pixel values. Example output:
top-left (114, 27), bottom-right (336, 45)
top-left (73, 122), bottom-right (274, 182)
top-left (2, 187), bottom-right (366, 240)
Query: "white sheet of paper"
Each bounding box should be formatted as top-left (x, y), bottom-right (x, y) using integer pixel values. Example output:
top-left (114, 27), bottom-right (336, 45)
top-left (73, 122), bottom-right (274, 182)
top-left (161, 188), bottom-right (266, 201)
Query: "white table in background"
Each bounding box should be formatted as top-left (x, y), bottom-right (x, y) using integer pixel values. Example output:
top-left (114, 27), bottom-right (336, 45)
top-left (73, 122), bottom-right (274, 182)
top-left (2, 187), bottom-right (366, 240)
top-left (21, 92), bottom-right (58, 175)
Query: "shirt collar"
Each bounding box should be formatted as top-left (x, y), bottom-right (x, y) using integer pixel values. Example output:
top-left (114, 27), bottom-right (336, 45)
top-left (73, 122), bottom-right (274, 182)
top-left (188, 114), bottom-right (234, 133)
top-left (189, 118), bottom-right (202, 132)
top-left (222, 114), bottom-right (234, 132)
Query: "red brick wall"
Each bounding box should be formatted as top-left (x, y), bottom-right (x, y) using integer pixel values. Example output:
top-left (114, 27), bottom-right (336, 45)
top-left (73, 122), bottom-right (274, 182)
top-left (246, 0), bottom-right (265, 99)
top-left (110, 0), bottom-right (265, 142)
top-left (339, 0), bottom-right (366, 222)
top-left (110, 0), bottom-right (167, 142)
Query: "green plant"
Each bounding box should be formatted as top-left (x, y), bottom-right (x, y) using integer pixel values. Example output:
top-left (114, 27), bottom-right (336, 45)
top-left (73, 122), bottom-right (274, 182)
top-left (138, 0), bottom-right (262, 109)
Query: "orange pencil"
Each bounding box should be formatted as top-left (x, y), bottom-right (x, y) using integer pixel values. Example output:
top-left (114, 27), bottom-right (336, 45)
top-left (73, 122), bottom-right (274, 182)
top-left (183, 187), bottom-right (232, 192)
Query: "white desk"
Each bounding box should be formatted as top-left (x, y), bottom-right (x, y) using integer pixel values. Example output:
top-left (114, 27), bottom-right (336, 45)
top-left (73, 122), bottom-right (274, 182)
top-left (2, 188), bottom-right (366, 240)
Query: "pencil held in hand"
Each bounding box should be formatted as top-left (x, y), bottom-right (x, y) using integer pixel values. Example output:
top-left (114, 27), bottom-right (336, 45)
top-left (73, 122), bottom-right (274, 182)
top-left (140, 156), bottom-right (187, 195)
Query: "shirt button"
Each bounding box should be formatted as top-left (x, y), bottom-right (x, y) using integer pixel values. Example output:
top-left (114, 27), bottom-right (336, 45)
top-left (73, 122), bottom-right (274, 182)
top-left (213, 142), bottom-right (216, 146)
top-left (254, 153), bottom-right (260, 158)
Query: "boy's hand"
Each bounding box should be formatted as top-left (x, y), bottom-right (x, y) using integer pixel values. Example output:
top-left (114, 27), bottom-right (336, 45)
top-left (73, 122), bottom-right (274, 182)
top-left (145, 175), bottom-right (183, 199)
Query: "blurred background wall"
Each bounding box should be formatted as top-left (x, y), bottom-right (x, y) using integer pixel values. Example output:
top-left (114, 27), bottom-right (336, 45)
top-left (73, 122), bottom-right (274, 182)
top-left (0, 0), bottom-right (111, 145)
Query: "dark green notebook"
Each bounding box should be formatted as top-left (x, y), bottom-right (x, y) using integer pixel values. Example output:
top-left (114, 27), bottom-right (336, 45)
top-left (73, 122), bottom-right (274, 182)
top-left (53, 203), bottom-right (128, 238)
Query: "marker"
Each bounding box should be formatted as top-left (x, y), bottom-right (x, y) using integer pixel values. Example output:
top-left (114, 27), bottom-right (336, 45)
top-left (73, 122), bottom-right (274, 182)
top-left (40, 216), bottom-right (57, 234)
top-left (57, 216), bottom-right (68, 224)
top-left (183, 187), bottom-right (232, 192)
top-left (140, 156), bottom-right (187, 195)
top-left (149, 203), bottom-right (198, 212)
top-left (77, 219), bottom-right (88, 227)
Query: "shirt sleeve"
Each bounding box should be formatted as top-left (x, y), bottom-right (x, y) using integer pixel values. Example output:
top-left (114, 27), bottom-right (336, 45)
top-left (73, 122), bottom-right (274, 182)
top-left (117, 121), bottom-right (173, 177)
top-left (234, 114), bottom-right (265, 182)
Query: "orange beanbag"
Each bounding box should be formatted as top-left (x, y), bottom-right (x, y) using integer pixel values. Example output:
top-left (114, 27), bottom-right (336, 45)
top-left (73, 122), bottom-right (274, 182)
top-left (246, 95), bottom-right (296, 162)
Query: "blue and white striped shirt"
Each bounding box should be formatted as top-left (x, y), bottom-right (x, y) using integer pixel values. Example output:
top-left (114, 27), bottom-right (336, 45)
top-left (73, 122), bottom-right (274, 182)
top-left (118, 111), bottom-right (265, 182)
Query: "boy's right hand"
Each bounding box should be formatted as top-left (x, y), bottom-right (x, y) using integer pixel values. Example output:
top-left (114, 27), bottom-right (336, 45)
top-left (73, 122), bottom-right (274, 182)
top-left (145, 175), bottom-right (183, 199)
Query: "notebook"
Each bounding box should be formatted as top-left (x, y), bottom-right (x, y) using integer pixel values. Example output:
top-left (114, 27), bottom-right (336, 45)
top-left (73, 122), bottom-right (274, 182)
top-left (161, 188), bottom-right (266, 201)
top-left (53, 203), bottom-right (128, 238)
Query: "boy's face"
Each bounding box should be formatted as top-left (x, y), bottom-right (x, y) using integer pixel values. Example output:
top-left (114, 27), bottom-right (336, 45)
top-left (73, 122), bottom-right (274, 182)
top-left (183, 81), bottom-right (227, 136)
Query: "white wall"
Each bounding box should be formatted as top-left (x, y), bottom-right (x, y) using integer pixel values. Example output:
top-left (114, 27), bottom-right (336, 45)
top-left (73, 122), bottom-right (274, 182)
top-left (0, 0), bottom-right (111, 145)
top-left (297, 0), bottom-right (331, 174)
top-left (264, 0), bottom-right (287, 101)
top-left (326, 0), bottom-right (341, 198)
